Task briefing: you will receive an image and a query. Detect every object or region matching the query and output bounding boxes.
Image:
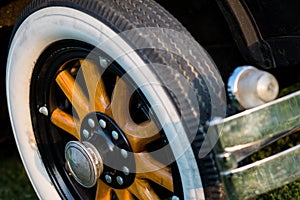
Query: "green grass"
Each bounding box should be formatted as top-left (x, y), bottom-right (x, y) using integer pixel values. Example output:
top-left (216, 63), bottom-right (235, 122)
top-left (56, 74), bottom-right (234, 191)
top-left (0, 139), bottom-right (38, 200)
top-left (257, 181), bottom-right (300, 200)
top-left (254, 133), bottom-right (300, 200)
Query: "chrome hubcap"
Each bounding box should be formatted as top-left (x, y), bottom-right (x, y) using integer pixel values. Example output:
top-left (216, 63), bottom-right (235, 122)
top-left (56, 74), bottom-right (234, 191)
top-left (65, 141), bottom-right (103, 188)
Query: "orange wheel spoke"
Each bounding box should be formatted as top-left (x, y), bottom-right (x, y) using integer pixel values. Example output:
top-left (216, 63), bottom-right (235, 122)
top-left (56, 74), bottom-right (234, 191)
top-left (114, 189), bottom-right (135, 200)
top-left (56, 70), bottom-right (89, 120)
top-left (123, 120), bottom-right (160, 152)
top-left (135, 153), bottom-right (173, 192)
top-left (80, 60), bottom-right (110, 112)
top-left (104, 105), bottom-right (113, 118)
top-left (51, 109), bottom-right (80, 139)
top-left (96, 180), bottom-right (112, 200)
top-left (111, 77), bottom-right (160, 152)
top-left (129, 179), bottom-right (159, 200)
top-left (111, 76), bottom-right (133, 128)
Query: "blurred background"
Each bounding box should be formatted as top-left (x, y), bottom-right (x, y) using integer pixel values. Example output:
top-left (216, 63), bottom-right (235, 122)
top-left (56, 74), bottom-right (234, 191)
top-left (0, 0), bottom-right (299, 199)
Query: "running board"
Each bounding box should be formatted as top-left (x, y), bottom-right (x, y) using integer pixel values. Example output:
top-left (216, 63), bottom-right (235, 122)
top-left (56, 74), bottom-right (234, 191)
top-left (209, 90), bottom-right (300, 199)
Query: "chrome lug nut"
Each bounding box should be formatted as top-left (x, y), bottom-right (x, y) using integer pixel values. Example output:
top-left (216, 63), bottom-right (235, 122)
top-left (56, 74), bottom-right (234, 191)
top-left (121, 149), bottom-right (128, 159)
top-left (172, 196), bottom-right (180, 200)
top-left (99, 57), bottom-right (109, 68)
top-left (112, 131), bottom-right (119, 140)
top-left (122, 166), bottom-right (130, 175)
top-left (38, 106), bottom-right (48, 116)
top-left (99, 119), bottom-right (106, 129)
top-left (105, 175), bottom-right (112, 183)
top-left (116, 176), bottom-right (124, 185)
top-left (83, 129), bottom-right (90, 139)
top-left (88, 118), bottom-right (95, 128)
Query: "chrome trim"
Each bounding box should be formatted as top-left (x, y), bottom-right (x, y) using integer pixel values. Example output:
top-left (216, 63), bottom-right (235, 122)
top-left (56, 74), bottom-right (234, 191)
top-left (222, 144), bottom-right (300, 200)
top-left (209, 90), bottom-right (300, 199)
top-left (210, 90), bottom-right (300, 162)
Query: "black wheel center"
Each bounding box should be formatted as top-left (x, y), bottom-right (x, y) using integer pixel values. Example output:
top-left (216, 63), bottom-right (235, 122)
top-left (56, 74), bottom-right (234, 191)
top-left (65, 112), bottom-right (136, 189)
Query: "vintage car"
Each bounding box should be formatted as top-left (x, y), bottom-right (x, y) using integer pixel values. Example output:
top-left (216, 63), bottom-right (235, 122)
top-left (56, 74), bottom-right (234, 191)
top-left (3, 0), bottom-right (300, 199)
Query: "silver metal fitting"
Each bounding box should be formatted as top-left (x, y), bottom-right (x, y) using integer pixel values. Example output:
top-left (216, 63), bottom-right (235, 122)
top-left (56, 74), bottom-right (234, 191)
top-left (65, 141), bottom-right (103, 188)
top-left (112, 131), bottom-right (119, 140)
top-left (38, 106), bottom-right (48, 116)
top-left (116, 176), bottom-right (124, 185)
top-left (105, 174), bottom-right (112, 183)
top-left (99, 119), bottom-right (106, 129)
top-left (228, 66), bottom-right (279, 109)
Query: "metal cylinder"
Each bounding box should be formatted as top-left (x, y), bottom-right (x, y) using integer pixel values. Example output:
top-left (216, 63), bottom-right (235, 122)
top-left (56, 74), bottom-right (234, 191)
top-left (65, 141), bottom-right (103, 188)
top-left (228, 66), bottom-right (279, 109)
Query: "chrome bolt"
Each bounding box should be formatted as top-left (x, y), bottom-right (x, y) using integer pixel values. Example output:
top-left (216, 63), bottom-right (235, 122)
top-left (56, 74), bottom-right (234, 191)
top-left (105, 175), bottom-right (112, 183)
top-left (99, 119), bottom-right (106, 129)
top-left (83, 129), bottom-right (90, 139)
top-left (38, 106), bottom-right (48, 116)
top-left (99, 57), bottom-right (109, 68)
top-left (88, 118), bottom-right (95, 128)
top-left (121, 149), bottom-right (128, 159)
top-left (112, 131), bottom-right (119, 140)
top-left (116, 176), bottom-right (124, 185)
top-left (172, 196), bottom-right (180, 200)
top-left (122, 166), bottom-right (130, 175)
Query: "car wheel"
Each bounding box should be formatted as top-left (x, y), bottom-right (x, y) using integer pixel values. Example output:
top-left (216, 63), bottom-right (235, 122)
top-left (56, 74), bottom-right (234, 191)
top-left (6, 0), bottom-right (225, 199)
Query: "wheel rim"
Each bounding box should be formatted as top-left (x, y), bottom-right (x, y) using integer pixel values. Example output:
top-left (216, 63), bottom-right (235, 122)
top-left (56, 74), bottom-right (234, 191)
top-left (30, 39), bottom-right (178, 199)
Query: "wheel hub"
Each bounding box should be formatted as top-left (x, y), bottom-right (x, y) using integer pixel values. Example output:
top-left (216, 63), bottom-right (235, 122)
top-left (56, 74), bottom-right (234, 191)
top-left (65, 141), bottom-right (103, 188)
top-left (65, 112), bottom-right (136, 189)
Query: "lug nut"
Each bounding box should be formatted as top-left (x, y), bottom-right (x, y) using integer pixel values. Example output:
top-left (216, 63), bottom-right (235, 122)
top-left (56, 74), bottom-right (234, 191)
top-left (172, 196), bottom-right (180, 200)
top-left (88, 118), bottom-right (95, 128)
top-left (105, 175), bottom-right (112, 183)
top-left (121, 149), bottom-right (128, 159)
top-left (99, 57), bottom-right (109, 68)
top-left (83, 129), bottom-right (90, 139)
top-left (116, 176), bottom-right (124, 185)
top-left (99, 119), bottom-right (106, 129)
top-left (122, 166), bottom-right (130, 175)
top-left (39, 106), bottom-right (48, 116)
top-left (112, 131), bottom-right (119, 140)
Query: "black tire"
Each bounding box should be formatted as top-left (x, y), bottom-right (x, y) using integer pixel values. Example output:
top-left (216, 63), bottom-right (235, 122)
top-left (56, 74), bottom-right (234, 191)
top-left (7, 0), bottom-right (226, 199)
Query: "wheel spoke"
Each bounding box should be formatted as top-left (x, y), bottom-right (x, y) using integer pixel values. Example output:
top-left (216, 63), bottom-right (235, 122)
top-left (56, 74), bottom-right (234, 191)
top-left (95, 180), bottom-right (112, 200)
top-left (111, 77), bottom-right (160, 152)
top-left (51, 109), bottom-right (80, 139)
top-left (80, 60), bottom-right (110, 112)
top-left (123, 120), bottom-right (160, 152)
top-left (56, 70), bottom-right (89, 120)
top-left (114, 189), bottom-right (135, 200)
top-left (129, 179), bottom-right (160, 200)
top-left (135, 153), bottom-right (173, 192)
top-left (110, 76), bottom-right (133, 128)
